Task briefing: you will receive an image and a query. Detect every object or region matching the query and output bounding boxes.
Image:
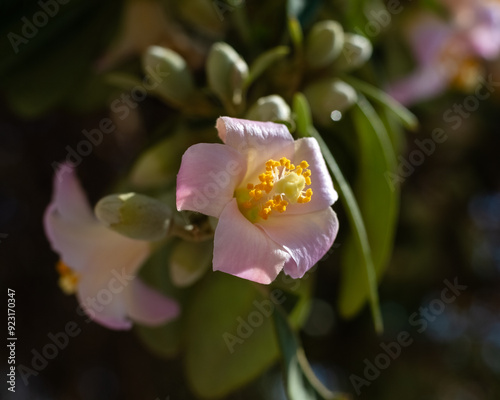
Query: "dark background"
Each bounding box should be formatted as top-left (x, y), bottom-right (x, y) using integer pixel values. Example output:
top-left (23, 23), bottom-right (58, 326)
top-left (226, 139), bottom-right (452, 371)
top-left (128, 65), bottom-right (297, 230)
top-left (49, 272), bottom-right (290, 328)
top-left (1, 0), bottom-right (500, 399)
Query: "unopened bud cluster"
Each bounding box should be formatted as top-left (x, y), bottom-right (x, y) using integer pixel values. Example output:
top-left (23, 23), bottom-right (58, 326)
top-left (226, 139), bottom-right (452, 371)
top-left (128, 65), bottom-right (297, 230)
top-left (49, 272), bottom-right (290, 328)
top-left (303, 20), bottom-right (373, 124)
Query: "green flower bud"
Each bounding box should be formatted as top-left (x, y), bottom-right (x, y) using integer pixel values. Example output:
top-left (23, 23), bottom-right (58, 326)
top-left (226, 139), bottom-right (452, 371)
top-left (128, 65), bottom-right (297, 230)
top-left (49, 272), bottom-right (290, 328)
top-left (336, 33), bottom-right (373, 71)
top-left (206, 42), bottom-right (249, 106)
top-left (142, 46), bottom-right (196, 105)
top-left (129, 134), bottom-right (184, 189)
top-left (304, 78), bottom-right (357, 125)
top-left (305, 20), bottom-right (344, 69)
top-left (245, 95), bottom-right (291, 122)
top-left (170, 240), bottom-right (212, 287)
top-left (95, 193), bottom-right (172, 241)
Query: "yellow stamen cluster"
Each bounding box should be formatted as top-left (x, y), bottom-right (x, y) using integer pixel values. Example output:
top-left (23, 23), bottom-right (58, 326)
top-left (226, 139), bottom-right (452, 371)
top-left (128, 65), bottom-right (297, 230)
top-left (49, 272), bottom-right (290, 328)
top-left (56, 260), bottom-right (79, 295)
top-left (241, 157), bottom-right (313, 221)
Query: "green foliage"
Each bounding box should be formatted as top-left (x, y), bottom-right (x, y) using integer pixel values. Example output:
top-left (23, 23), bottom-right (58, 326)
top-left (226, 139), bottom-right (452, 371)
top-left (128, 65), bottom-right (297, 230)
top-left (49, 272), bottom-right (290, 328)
top-left (184, 273), bottom-right (279, 398)
top-left (338, 96), bottom-right (399, 319)
top-left (293, 93), bottom-right (383, 333)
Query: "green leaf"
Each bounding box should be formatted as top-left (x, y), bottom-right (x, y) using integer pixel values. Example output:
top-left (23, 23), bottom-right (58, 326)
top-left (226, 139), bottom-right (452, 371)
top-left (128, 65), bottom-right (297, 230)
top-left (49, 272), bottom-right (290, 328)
top-left (185, 273), bottom-right (279, 398)
top-left (135, 318), bottom-right (182, 358)
top-left (245, 46), bottom-right (290, 88)
top-left (293, 93), bottom-right (383, 333)
top-left (339, 95), bottom-right (399, 319)
top-left (273, 307), bottom-right (346, 400)
top-left (293, 92), bottom-right (313, 136)
top-left (342, 75), bottom-right (418, 131)
top-left (288, 17), bottom-right (304, 52)
top-left (105, 72), bottom-right (145, 91)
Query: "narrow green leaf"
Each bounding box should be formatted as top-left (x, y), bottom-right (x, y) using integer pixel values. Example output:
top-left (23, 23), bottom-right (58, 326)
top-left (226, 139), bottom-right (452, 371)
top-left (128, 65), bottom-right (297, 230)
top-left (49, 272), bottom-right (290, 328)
top-left (273, 307), bottom-right (347, 400)
top-left (105, 72), bottom-right (148, 92)
top-left (293, 93), bottom-right (383, 333)
top-left (288, 17), bottom-right (304, 51)
top-left (342, 75), bottom-right (418, 131)
top-left (339, 95), bottom-right (399, 319)
top-left (293, 92), bottom-right (313, 136)
top-left (246, 46), bottom-right (290, 88)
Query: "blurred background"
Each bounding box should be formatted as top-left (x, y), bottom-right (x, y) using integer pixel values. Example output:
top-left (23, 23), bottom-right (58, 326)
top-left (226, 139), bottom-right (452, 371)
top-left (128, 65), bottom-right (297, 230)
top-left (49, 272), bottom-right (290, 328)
top-left (1, 0), bottom-right (500, 399)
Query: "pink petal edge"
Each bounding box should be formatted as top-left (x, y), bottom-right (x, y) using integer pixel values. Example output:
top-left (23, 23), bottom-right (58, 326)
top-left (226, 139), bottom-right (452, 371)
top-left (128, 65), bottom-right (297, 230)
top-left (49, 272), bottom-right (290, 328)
top-left (213, 199), bottom-right (290, 284)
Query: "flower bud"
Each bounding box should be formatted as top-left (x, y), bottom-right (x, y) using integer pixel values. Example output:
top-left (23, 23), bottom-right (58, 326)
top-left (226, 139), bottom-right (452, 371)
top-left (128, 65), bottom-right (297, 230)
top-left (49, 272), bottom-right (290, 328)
top-left (305, 20), bottom-right (344, 69)
top-left (336, 33), bottom-right (372, 70)
top-left (170, 240), bottom-right (212, 287)
top-left (95, 193), bottom-right (172, 241)
top-left (129, 134), bottom-right (183, 189)
top-left (304, 78), bottom-right (357, 125)
top-left (206, 42), bottom-right (249, 106)
top-left (245, 95), bottom-right (291, 122)
top-left (142, 46), bottom-right (195, 105)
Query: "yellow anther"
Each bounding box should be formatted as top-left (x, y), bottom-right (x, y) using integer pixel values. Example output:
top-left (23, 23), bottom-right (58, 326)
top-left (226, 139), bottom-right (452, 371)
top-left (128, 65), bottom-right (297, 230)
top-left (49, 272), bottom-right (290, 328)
top-left (238, 157), bottom-right (313, 221)
top-left (56, 260), bottom-right (79, 295)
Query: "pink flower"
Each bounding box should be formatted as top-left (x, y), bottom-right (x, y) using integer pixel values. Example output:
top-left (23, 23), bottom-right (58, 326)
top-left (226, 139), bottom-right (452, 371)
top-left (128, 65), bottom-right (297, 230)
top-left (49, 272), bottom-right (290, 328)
top-left (388, 1), bottom-right (500, 105)
top-left (44, 164), bottom-right (180, 330)
top-left (176, 117), bottom-right (339, 284)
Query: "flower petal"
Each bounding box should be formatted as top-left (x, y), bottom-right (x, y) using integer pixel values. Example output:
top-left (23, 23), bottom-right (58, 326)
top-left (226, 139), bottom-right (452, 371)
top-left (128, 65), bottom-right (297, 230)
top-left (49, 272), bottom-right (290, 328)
top-left (387, 65), bottom-right (452, 105)
top-left (44, 166), bottom-right (151, 275)
top-left (50, 163), bottom-right (94, 223)
top-left (176, 143), bottom-right (246, 217)
top-left (213, 199), bottom-right (290, 284)
top-left (407, 15), bottom-right (453, 66)
top-left (77, 276), bottom-right (132, 330)
top-left (216, 117), bottom-right (295, 184)
top-left (259, 207), bottom-right (338, 279)
top-left (286, 137), bottom-right (338, 215)
top-left (45, 205), bottom-right (150, 275)
top-left (125, 279), bottom-right (180, 326)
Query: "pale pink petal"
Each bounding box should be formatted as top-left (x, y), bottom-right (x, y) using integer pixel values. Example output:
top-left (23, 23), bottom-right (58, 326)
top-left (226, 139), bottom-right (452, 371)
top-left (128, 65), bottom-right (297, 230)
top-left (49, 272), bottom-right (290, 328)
top-left (285, 138), bottom-right (337, 215)
top-left (44, 205), bottom-right (150, 275)
top-left (125, 279), bottom-right (180, 326)
top-left (387, 65), bottom-right (452, 105)
top-left (259, 207), bottom-right (338, 279)
top-left (77, 276), bottom-right (132, 330)
top-left (407, 15), bottom-right (453, 66)
top-left (213, 199), bottom-right (290, 284)
top-left (176, 143), bottom-right (246, 217)
top-left (51, 163), bottom-right (94, 223)
top-left (216, 117), bottom-right (295, 183)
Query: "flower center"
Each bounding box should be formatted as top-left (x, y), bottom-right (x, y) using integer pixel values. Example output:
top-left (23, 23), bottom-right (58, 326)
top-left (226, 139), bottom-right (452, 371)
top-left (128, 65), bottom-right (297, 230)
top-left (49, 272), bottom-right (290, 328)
top-left (56, 260), bottom-right (79, 295)
top-left (236, 157), bottom-right (313, 222)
